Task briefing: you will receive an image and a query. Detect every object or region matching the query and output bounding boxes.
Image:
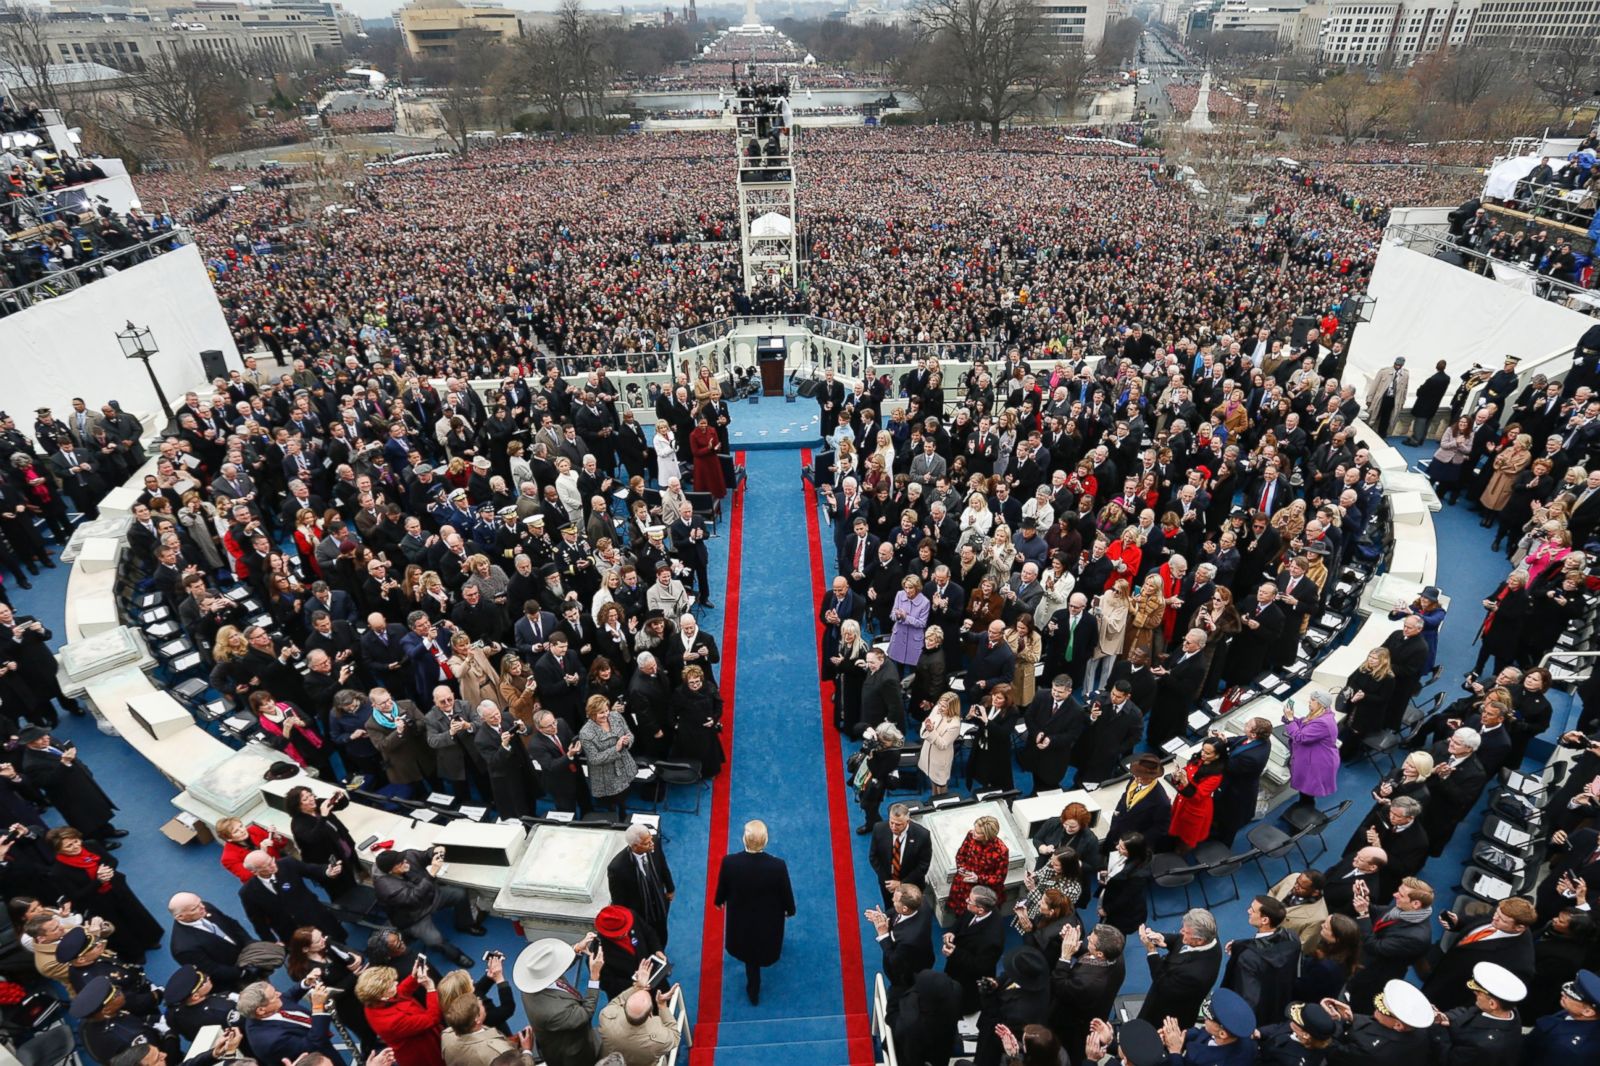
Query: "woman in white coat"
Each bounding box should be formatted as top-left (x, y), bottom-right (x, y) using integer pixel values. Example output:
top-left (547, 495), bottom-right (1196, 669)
top-left (655, 425), bottom-right (681, 486)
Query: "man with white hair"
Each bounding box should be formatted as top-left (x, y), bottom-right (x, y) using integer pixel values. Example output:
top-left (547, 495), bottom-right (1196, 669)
top-left (166, 892), bottom-right (264, 992)
top-left (1421, 725), bottom-right (1489, 858)
top-left (674, 612), bottom-right (719, 686)
top-left (606, 824), bottom-right (674, 947)
top-left (236, 850), bottom-right (344, 946)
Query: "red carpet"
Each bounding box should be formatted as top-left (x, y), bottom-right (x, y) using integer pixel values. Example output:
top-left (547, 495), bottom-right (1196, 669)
top-left (801, 451), bottom-right (875, 1063)
top-left (690, 452), bottom-right (745, 1066)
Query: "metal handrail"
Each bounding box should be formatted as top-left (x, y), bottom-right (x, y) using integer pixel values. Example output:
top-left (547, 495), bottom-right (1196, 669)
top-left (0, 228), bottom-right (192, 311)
top-left (1384, 223), bottom-right (1598, 306)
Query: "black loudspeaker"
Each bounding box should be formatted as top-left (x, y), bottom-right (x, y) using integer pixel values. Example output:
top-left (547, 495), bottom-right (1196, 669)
top-left (797, 378), bottom-right (818, 398)
top-left (200, 349), bottom-right (229, 381)
top-left (1290, 316), bottom-right (1318, 347)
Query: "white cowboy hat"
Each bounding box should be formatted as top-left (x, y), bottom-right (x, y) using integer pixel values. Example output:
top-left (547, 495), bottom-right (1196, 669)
top-left (512, 938), bottom-right (577, 993)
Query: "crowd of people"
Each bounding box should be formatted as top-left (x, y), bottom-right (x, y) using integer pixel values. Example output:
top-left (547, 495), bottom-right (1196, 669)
top-left (801, 332), bottom-right (1600, 1064)
top-left (146, 123), bottom-right (1471, 380)
top-left (0, 88), bottom-right (1596, 1066)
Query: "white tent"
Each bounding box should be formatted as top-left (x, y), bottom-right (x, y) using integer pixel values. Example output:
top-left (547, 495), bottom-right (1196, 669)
top-left (750, 212), bottom-right (793, 238)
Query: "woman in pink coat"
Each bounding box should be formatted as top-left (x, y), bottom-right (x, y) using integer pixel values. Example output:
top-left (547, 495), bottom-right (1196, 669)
top-left (1283, 690), bottom-right (1341, 812)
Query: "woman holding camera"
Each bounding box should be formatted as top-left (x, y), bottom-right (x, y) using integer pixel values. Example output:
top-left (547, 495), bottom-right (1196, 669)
top-left (356, 961), bottom-right (445, 1066)
top-left (287, 925), bottom-right (376, 1054)
top-left (1167, 738), bottom-right (1228, 851)
top-left (287, 784), bottom-right (358, 898)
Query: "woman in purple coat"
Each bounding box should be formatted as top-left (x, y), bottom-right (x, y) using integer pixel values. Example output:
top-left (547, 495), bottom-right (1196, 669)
top-left (1283, 689), bottom-right (1341, 811)
top-left (887, 574), bottom-right (930, 670)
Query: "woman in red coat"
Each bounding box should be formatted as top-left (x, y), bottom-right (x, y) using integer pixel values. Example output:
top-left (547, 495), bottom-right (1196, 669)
top-left (946, 814), bottom-right (1010, 915)
top-left (356, 964), bottom-right (443, 1066)
top-left (1167, 738), bottom-right (1228, 850)
top-left (689, 415), bottom-right (727, 500)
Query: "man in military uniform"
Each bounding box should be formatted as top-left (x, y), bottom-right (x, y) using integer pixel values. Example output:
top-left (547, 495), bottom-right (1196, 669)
top-left (1482, 356), bottom-right (1522, 415)
top-left (1254, 1000), bottom-right (1342, 1066)
top-left (1523, 968), bottom-right (1600, 1066)
top-left (1154, 986), bottom-right (1256, 1064)
top-left (162, 965), bottom-right (243, 1046)
top-left (1427, 961), bottom-right (1525, 1066)
top-left (491, 507), bottom-right (523, 563)
top-left (521, 514), bottom-right (554, 568)
top-left (1322, 978), bottom-right (1434, 1066)
top-left (71, 975), bottom-right (181, 1065)
top-left (59, 927), bottom-right (161, 1019)
top-left (554, 523), bottom-right (596, 599)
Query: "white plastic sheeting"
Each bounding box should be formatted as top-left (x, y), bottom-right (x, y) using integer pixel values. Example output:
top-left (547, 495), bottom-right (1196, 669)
top-left (1483, 155), bottom-right (1541, 199)
top-left (750, 212), bottom-right (793, 238)
top-left (0, 244), bottom-right (239, 419)
top-left (1347, 243), bottom-right (1594, 399)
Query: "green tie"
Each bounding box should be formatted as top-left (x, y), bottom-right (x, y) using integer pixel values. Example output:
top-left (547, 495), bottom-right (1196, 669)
top-left (1066, 618), bottom-right (1076, 660)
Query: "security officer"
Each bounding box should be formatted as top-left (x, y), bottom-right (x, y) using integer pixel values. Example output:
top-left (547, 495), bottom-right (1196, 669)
top-left (71, 976), bottom-right (181, 1065)
top-left (1523, 968), bottom-right (1600, 1066)
top-left (1156, 986), bottom-right (1256, 1064)
top-left (1428, 961), bottom-right (1525, 1065)
top-left (1323, 978), bottom-right (1434, 1066)
top-left (1256, 1000), bottom-right (1342, 1065)
top-left (0, 412), bottom-right (38, 467)
top-left (60, 927), bottom-right (161, 1019)
top-left (163, 965), bottom-right (244, 1046)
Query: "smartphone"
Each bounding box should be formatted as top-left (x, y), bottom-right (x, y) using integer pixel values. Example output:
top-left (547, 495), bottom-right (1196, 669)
top-left (358, 835), bottom-right (380, 851)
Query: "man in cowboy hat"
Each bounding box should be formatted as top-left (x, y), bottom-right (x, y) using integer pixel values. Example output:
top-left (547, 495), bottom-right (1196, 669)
top-left (514, 936), bottom-right (603, 1066)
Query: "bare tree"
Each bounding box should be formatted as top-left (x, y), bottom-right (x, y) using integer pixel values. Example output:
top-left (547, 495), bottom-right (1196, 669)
top-left (0, 0), bottom-right (63, 112)
top-left (1533, 31), bottom-right (1595, 128)
top-left (903, 0), bottom-right (1055, 143)
top-left (417, 29), bottom-right (496, 152)
top-left (1098, 17), bottom-right (1142, 71)
top-left (1431, 48), bottom-right (1515, 109)
top-left (120, 48), bottom-right (249, 166)
top-left (1293, 73), bottom-right (1407, 145)
top-left (557, 0), bottom-right (610, 133)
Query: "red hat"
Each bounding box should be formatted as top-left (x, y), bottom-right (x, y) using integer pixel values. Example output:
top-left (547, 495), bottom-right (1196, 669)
top-left (594, 905), bottom-right (633, 941)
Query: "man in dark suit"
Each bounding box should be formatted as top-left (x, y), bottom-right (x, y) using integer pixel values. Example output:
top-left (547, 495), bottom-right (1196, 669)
top-left (513, 603), bottom-right (562, 663)
top-left (1228, 582), bottom-right (1286, 684)
top-left (400, 613), bottom-right (459, 701)
top-left (533, 634), bottom-right (587, 729)
top-left (941, 885), bottom-right (1006, 1013)
top-left (1322, 846), bottom-right (1385, 919)
top-left (167, 893), bottom-right (265, 993)
top-left (868, 805), bottom-right (932, 910)
top-left (1221, 895), bottom-right (1301, 1026)
top-left (1137, 910), bottom-right (1223, 1028)
top-left (1346, 873), bottom-right (1436, 1011)
top-left (857, 648), bottom-right (903, 735)
top-left (713, 819), bottom-right (797, 1005)
top-left (1421, 898), bottom-right (1538, 1011)
top-left (1104, 753), bottom-right (1172, 847)
top-left (1147, 629), bottom-right (1209, 749)
top-left (528, 710), bottom-right (582, 813)
top-left (1569, 468), bottom-right (1600, 545)
top-left (1047, 594), bottom-right (1098, 692)
top-left (20, 728), bottom-right (122, 840)
top-left (1423, 728), bottom-right (1489, 857)
top-left (606, 825), bottom-right (674, 948)
top-left (1048, 923), bottom-right (1126, 1057)
top-left (815, 370), bottom-right (847, 437)
top-left (1209, 718), bottom-right (1274, 847)
top-left (1380, 615), bottom-right (1431, 729)
top-left (968, 620), bottom-right (1018, 699)
top-left (236, 852), bottom-right (343, 945)
top-left (1020, 676), bottom-right (1087, 795)
top-left (1363, 796), bottom-right (1430, 898)
top-left (839, 517), bottom-right (880, 596)
top-left (359, 612), bottom-right (413, 699)
top-left (869, 884), bottom-right (935, 1005)
top-left (238, 980), bottom-right (344, 1066)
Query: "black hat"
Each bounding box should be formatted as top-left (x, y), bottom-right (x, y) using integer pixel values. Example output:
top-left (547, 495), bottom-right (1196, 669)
top-left (57, 927), bottom-right (91, 962)
top-left (1001, 946), bottom-right (1049, 992)
top-left (165, 965), bottom-right (202, 1003)
top-left (17, 726), bottom-right (49, 743)
top-left (375, 849), bottom-right (406, 873)
top-left (1118, 1020), bottom-right (1166, 1066)
top-left (655, 560), bottom-right (672, 572)
top-left (1290, 1001), bottom-right (1341, 1040)
top-left (1020, 517), bottom-right (1038, 531)
top-left (69, 975), bottom-right (115, 1019)
top-left (539, 562), bottom-right (561, 578)
top-left (643, 609), bottom-right (666, 622)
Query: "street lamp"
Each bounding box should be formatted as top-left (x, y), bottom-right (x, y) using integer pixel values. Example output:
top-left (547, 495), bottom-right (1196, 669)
top-left (116, 321), bottom-right (173, 423)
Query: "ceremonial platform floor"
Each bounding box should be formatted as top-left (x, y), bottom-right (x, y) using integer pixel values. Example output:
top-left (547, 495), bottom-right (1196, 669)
top-left (12, 438), bottom-right (1581, 1066)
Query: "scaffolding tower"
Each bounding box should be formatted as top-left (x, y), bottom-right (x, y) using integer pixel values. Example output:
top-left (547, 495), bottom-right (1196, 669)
top-left (734, 92), bottom-right (797, 294)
